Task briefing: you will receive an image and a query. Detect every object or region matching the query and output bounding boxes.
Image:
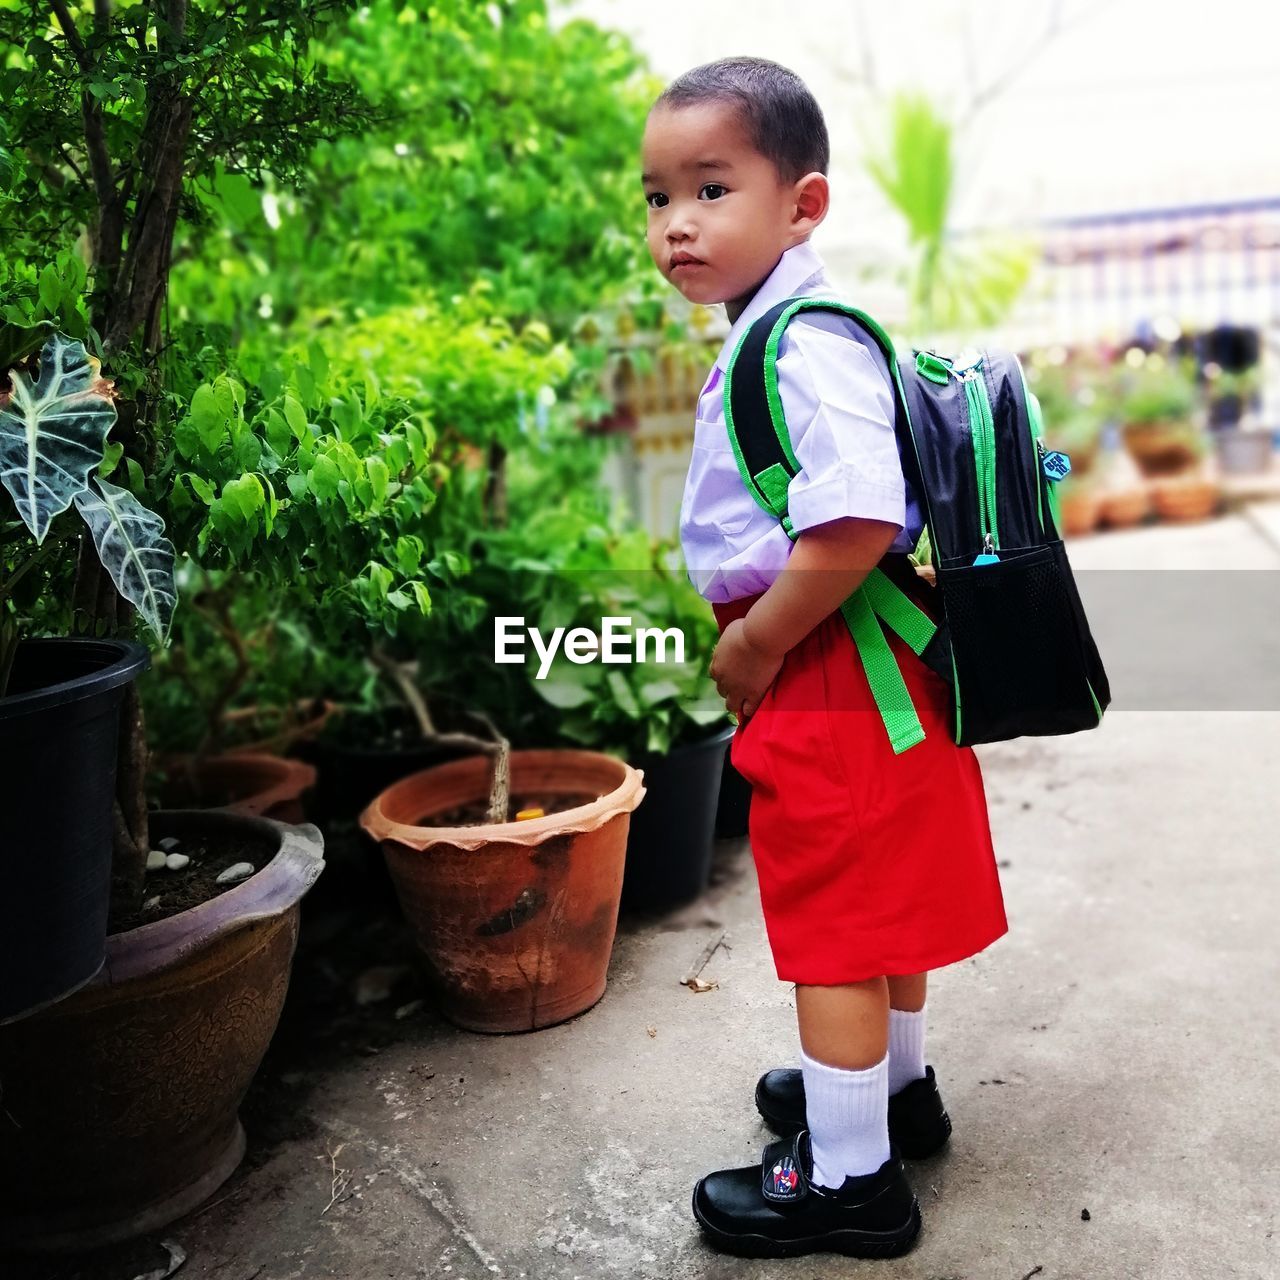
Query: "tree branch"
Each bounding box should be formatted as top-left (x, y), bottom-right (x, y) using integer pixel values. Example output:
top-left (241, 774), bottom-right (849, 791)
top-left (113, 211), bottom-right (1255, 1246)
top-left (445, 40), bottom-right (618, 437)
top-left (49, 0), bottom-right (91, 72)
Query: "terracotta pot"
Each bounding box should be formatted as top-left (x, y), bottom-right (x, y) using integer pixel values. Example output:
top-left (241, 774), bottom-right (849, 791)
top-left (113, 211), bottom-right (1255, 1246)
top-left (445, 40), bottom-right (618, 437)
top-left (1056, 486), bottom-right (1103, 537)
top-left (0, 810), bottom-right (325, 1253)
top-left (1122, 421), bottom-right (1203, 478)
top-left (360, 750), bottom-right (646, 1033)
top-left (157, 751), bottom-right (317, 822)
top-left (1150, 475), bottom-right (1222, 523)
top-left (1098, 485), bottom-right (1152, 529)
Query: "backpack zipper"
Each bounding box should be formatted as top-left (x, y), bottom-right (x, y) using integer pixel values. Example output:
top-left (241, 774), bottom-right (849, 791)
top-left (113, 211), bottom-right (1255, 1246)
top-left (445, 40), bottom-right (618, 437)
top-left (960, 359), bottom-right (1000, 554)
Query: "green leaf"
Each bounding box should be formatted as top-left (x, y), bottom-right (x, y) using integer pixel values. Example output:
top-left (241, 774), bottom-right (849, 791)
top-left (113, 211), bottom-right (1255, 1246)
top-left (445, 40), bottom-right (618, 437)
top-left (0, 333), bottom-right (115, 543)
top-left (98, 439), bottom-right (124, 477)
top-left (394, 534), bottom-right (422, 576)
top-left (188, 383), bottom-right (226, 452)
top-left (263, 407), bottom-right (291, 456)
top-left (365, 455), bottom-right (389, 504)
top-left (37, 264), bottom-right (61, 316)
top-left (234, 430), bottom-right (262, 472)
top-left (684, 697), bottom-right (731, 727)
top-left (605, 670), bottom-right (640, 719)
top-left (283, 393), bottom-right (308, 441)
top-left (222, 473), bottom-right (265, 522)
top-left (309, 452), bottom-right (340, 500)
top-left (637, 678), bottom-right (682, 708)
top-left (535, 673), bottom-right (594, 709)
top-left (72, 476), bottom-right (176, 644)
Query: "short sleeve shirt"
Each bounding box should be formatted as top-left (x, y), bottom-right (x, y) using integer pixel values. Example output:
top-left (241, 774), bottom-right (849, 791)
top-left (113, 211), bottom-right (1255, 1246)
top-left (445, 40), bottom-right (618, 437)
top-left (678, 239), bottom-right (924, 603)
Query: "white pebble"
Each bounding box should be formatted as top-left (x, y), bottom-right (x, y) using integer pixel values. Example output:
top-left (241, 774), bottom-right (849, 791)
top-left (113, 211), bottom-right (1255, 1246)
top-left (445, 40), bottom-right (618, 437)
top-left (216, 861), bottom-right (255, 885)
top-left (146, 850), bottom-right (167, 871)
top-left (158, 836), bottom-right (181, 852)
top-left (143, 895), bottom-right (161, 910)
top-left (165, 853), bottom-right (191, 871)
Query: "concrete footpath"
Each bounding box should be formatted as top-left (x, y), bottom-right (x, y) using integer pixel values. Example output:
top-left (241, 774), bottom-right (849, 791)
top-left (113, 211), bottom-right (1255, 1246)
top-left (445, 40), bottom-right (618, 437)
top-left (18, 510), bottom-right (1280, 1280)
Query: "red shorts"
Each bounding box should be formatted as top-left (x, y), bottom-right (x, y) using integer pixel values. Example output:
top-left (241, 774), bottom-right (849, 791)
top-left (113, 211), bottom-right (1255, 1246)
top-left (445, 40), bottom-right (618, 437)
top-left (713, 590), bottom-right (1008, 985)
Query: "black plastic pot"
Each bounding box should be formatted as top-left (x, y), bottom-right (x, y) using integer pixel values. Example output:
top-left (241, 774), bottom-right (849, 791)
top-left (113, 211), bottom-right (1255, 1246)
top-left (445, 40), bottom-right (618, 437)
top-left (0, 637), bottom-right (151, 1024)
top-left (621, 723), bottom-right (734, 913)
top-left (297, 706), bottom-right (476, 825)
top-left (714, 750), bottom-right (752, 839)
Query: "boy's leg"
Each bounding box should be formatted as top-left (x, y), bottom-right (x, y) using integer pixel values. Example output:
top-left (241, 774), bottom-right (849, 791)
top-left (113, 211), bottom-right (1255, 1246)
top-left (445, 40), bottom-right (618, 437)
top-left (886, 973), bottom-right (928, 1096)
top-left (886, 972), bottom-right (926, 1013)
top-left (796, 979), bottom-right (891, 1187)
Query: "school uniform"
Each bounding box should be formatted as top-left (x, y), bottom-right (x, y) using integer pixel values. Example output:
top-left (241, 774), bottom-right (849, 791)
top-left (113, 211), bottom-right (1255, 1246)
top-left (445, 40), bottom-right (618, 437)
top-left (680, 239), bottom-right (1007, 985)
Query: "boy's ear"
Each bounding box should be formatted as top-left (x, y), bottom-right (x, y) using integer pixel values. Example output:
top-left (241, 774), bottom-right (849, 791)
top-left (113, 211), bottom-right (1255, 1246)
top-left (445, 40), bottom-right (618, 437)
top-left (791, 172), bottom-right (830, 232)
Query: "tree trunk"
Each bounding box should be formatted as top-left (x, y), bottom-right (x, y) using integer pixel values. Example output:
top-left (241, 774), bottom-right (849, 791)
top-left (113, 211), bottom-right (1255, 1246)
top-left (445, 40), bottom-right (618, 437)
top-left (108, 681), bottom-right (150, 928)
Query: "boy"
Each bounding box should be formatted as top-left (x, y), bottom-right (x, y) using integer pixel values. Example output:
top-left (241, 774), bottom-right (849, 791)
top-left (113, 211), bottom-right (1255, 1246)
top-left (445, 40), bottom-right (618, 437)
top-left (640, 56), bottom-right (1006, 1259)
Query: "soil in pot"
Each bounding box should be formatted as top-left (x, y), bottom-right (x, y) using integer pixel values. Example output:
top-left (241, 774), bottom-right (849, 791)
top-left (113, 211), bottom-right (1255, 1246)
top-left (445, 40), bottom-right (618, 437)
top-left (111, 823), bottom-right (279, 932)
top-left (427, 792), bottom-right (592, 826)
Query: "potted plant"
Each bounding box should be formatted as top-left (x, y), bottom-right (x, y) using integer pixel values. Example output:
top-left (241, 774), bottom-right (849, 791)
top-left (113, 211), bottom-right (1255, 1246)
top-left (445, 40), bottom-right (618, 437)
top-left (145, 573), bottom-right (321, 821)
top-left (1117, 357), bottom-right (1204, 478)
top-left (513, 531), bottom-right (733, 913)
top-left (1207, 367), bottom-right (1273, 475)
top-left (360, 744), bottom-right (645, 1033)
top-left (0, 330), bottom-right (328, 1252)
top-left (0, 326), bottom-right (162, 1021)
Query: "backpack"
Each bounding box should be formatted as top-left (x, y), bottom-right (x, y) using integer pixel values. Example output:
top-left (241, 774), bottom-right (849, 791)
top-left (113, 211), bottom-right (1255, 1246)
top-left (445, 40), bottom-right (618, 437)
top-left (722, 296), bottom-right (1111, 754)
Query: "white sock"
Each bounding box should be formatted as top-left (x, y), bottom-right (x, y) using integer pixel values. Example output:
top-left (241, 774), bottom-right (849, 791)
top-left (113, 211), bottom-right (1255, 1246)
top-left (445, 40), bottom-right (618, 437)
top-left (801, 1048), bottom-right (890, 1187)
top-left (887, 1006), bottom-right (927, 1097)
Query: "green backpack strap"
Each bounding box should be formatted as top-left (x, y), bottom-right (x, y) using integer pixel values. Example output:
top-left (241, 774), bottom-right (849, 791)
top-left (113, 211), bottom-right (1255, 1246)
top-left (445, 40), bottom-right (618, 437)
top-left (722, 296), bottom-right (937, 754)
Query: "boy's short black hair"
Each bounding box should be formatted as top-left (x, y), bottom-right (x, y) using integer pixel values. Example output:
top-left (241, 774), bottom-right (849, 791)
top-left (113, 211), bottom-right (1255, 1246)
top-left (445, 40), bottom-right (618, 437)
top-left (653, 56), bottom-right (829, 185)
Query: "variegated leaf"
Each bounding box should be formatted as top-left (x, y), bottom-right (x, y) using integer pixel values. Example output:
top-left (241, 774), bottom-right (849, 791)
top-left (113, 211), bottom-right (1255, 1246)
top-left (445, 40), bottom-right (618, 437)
top-left (73, 477), bottom-right (177, 645)
top-left (0, 333), bottom-right (116, 543)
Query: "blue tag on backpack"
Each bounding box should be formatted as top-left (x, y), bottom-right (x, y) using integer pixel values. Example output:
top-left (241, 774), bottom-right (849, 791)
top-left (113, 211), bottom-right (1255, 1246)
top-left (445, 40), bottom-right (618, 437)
top-left (1042, 450), bottom-right (1071, 482)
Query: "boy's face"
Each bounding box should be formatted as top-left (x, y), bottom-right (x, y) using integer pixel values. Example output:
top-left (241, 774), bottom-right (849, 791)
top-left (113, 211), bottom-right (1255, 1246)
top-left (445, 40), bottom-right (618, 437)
top-left (641, 101), bottom-right (824, 320)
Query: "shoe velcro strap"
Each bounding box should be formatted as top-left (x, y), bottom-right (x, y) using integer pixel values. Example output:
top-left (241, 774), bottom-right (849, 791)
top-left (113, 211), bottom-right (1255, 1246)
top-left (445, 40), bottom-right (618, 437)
top-left (761, 1132), bottom-right (809, 1205)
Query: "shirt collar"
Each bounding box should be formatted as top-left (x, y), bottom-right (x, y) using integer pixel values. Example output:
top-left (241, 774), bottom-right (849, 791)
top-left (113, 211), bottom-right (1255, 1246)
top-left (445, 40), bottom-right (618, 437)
top-left (711, 239), bottom-right (831, 373)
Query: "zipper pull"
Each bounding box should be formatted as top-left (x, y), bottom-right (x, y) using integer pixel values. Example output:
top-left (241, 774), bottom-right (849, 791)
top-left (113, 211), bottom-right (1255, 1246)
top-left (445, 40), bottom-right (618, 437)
top-left (972, 532), bottom-right (1000, 567)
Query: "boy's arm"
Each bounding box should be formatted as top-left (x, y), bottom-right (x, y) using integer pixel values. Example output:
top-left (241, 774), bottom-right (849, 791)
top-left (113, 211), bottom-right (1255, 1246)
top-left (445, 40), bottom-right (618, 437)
top-left (709, 515), bottom-right (899, 719)
top-left (741, 515), bottom-right (901, 660)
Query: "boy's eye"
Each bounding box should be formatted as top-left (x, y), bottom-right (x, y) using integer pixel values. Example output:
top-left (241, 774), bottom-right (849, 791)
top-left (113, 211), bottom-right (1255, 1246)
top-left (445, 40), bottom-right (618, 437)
top-left (645, 192), bottom-right (667, 209)
top-left (700, 183), bottom-right (727, 200)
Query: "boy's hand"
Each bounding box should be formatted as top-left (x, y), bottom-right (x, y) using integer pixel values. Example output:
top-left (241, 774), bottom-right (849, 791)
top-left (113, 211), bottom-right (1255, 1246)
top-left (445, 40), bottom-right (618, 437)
top-left (709, 618), bottom-right (784, 722)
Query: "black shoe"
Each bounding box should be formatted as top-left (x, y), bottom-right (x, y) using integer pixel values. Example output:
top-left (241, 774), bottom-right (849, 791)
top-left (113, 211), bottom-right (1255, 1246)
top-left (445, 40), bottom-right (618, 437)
top-left (692, 1129), bottom-right (921, 1259)
top-left (754, 1064), bottom-right (952, 1159)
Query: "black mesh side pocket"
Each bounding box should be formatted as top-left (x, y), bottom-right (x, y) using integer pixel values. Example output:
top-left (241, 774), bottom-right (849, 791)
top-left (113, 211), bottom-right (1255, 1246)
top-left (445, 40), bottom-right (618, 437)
top-left (938, 543), bottom-right (1106, 746)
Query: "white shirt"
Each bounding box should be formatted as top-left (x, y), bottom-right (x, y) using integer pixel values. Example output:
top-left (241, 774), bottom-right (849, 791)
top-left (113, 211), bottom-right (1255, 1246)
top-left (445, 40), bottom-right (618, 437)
top-left (679, 239), bottom-right (924, 603)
